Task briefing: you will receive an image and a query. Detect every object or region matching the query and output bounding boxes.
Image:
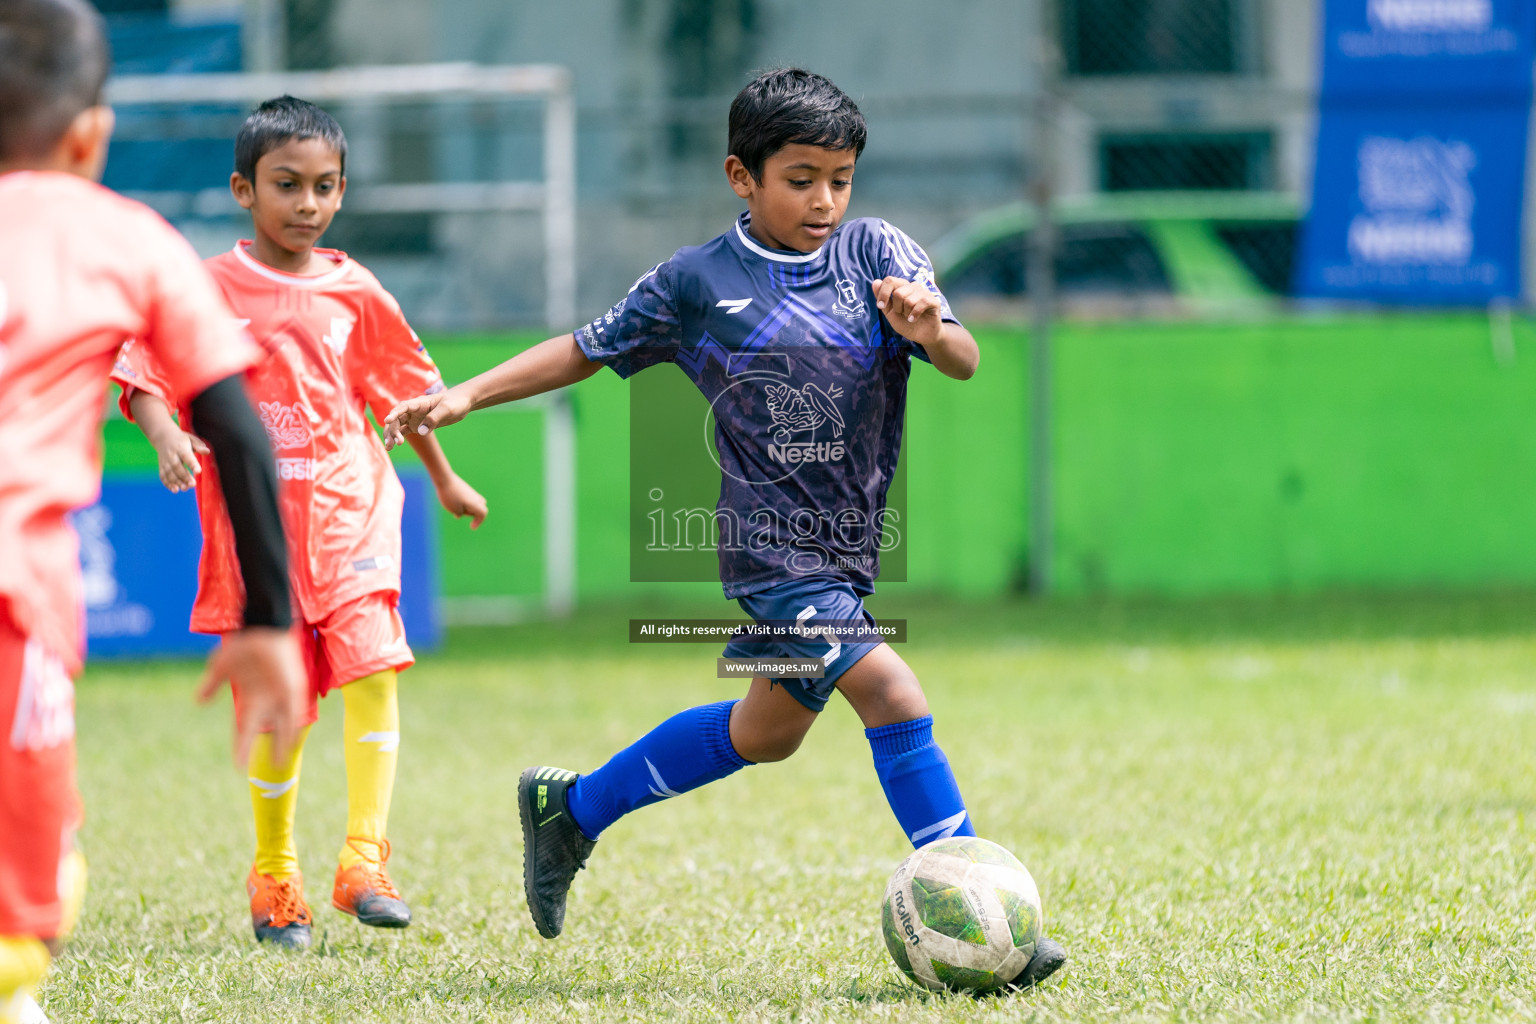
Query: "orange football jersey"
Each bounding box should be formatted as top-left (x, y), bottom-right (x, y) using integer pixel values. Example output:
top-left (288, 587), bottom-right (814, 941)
top-left (0, 172), bottom-right (258, 672)
top-left (112, 242), bottom-right (445, 632)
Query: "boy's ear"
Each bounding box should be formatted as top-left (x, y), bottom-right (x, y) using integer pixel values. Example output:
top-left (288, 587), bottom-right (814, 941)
top-left (54, 105), bottom-right (114, 181)
top-left (334, 174), bottom-right (346, 209)
top-left (230, 171), bottom-right (255, 209)
top-left (724, 155), bottom-right (755, 200)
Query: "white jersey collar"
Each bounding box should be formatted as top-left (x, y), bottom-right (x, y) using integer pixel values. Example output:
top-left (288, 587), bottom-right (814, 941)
top-left (232, 241), bottom-right (351, 287)
top-left (732, 214), bottom-right (826, 264)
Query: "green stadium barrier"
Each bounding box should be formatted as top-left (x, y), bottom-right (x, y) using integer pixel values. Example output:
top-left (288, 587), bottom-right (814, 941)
top-left (101, 313), bottom-right (1536, 604)
top-left (1050, 314), bottom-right (1536, 595)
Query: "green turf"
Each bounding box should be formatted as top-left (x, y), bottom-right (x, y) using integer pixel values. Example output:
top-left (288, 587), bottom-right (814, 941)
top-left (40, 590), bottom-right (1536, 1021)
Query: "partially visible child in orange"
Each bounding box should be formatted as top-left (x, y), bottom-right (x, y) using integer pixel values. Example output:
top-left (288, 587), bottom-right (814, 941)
top-left (112, 95), bottom-right (488, 950)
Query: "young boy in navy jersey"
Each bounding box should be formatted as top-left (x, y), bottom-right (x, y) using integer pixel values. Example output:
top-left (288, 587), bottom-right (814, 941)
top-left (383, 68), bottom-right (1066, 989)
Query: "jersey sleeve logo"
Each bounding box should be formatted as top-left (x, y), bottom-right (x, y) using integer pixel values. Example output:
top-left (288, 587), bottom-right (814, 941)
top-left (322, 316), bottom-right (355, 355)
top-left (716, 298), bottom-right (754, 315)
top-left (258, 401), bottom-right (315, 450)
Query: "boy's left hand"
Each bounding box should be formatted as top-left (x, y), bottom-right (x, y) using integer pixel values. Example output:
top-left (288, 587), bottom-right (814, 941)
top-left (872, 276), bottom-right (944, 347)
top-left (436, 473), bottom-right (488, 529)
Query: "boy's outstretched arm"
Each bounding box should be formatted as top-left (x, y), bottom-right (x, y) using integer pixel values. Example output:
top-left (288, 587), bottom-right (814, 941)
top-left (872, 276), bottom-right (980, 381)
top-left (127, 389), bottom-right (209, 493)
top-left (382, 332), bottom-right (600, 450)
top-left (405, 431), bottom-right (489, 528)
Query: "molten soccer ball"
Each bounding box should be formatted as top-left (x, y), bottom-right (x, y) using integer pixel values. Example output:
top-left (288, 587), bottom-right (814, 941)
top-left (880, 836), bottom-right (1042, 993)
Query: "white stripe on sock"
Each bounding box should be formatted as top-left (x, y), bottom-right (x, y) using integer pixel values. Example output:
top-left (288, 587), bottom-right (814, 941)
top-left (249, 776), bottom-right (297, 800)
top-left (645, 757), bottom-right (681, 799)
top-left (910, 810), bottom-right (968, 845)
top-left (357, 730), bottom-right (400, 752)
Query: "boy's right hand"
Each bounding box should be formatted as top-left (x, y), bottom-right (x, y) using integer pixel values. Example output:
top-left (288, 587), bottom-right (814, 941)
top-left (382, 388), bottom-right (472, 451)
top-left (198, 627), bottom-right (306, 767)
top-left (151, 428), bottom-right (209, 493)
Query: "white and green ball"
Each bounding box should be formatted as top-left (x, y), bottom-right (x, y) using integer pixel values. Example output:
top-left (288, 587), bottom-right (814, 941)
top-left (880, 836), bottom-right (1042, 993)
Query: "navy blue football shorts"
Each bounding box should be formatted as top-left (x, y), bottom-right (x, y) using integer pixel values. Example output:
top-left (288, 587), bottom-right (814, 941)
top-left (720, 576), bottom-right (885, 712)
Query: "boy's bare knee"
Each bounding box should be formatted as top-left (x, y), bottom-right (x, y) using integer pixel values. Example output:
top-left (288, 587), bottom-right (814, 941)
top-left (729, 679), bottom-right (818, 763)
top-left (836, 645), bottom-right (931, 728)
top-left (731, 706), bottom-right (813, 761)
top-left (734, 723), bottom-right (809, 763)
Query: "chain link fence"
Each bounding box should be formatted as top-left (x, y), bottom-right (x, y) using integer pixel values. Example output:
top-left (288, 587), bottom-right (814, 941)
top-left (94, 0), bottom-right (1312, 325)
top-left (929, 0), bottom-right (1311, 324)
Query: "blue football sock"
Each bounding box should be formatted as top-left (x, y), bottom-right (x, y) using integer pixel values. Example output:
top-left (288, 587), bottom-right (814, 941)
top-left (566, 699), bottom-right (752, 840)
top-left (867, 716), bottom-right (977, 847)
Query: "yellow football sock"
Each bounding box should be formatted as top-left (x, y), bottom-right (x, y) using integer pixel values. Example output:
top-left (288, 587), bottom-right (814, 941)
top-left (56, 848), bottom-right (86, 940)
top-left (0, 847), bottom-right (85, 1024)
top-left (0, 936), bottom-right (49, 1024)
top-left (339, 670), bottom-right (399, 869)
top-left (248, 723), bottom-right (312, 879)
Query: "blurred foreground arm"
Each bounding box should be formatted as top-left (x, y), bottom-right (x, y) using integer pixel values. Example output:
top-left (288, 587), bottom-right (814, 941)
top-left (185, 375), bottom-right (305, 765)
top-left (382, 333), bottom-right (600, 450)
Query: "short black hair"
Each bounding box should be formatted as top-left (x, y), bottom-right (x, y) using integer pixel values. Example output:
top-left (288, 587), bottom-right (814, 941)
top-left (234, 95), bottom-right (347, 180)
top-left (728, 68), bottom-right (866, 182)
top-left (0, 0), bottom-right (109, 161)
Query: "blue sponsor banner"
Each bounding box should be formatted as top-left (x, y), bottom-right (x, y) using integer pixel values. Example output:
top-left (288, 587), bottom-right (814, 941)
top-left (75, 479), bottom-right (211, 658)
top-left (1300, 0), bottom-right (1535, 304)
top-left (1321, 0), bottom-right (1536, 99)
top-left (396, 473), bottom-right (442, 651)
top-left (81, 472), bottom-right (440, 659)
top-left (1297, 103), bottom-right (1530, 302)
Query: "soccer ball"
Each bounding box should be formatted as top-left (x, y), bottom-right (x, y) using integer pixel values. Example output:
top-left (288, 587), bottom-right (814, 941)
top-left (880, 836), bottom-right (1042, 993)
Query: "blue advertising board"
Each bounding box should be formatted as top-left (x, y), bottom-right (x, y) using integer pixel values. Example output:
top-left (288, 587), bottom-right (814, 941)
top-left (81, 472), bottom-right (440, 659)
top-left (1297, 103), bottom-right (1530, 301)
top-left (1321, 0), bottom-right (1536, 99)
top-left (1299, 0), bottom-right (1535, 305)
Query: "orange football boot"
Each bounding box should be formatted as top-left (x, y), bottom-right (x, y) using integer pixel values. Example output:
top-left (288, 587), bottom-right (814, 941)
top-left (332, 837), bottom-right (411, 928)
top-left (246, 867), bottom-right (312, 949)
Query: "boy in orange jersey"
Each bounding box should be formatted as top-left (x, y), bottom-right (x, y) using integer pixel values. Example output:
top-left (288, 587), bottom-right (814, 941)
top-left (112, 96), bottom-right (488, 951)
top-left (0, 1), bottom-right (307, 1018)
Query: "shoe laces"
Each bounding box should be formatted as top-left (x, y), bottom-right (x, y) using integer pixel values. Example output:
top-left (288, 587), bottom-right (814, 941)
top-left (266, 876), bottom-right (311, 927)
top-left (343, 836), bottom-right (401, 899)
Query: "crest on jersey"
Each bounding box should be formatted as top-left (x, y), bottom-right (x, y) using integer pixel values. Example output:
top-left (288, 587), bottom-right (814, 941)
top-left (831, 278), bottom-right (866, 321)
top-left (259, 401), bottom-right (314, 450)
top-left (322, 316), bottom-right (354, 355)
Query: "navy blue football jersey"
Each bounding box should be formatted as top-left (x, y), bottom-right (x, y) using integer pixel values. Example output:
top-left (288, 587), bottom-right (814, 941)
top-left (577, 213), bottom-right (959, 598)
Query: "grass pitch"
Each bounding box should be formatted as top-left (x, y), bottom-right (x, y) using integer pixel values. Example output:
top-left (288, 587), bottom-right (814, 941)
top-left (41, 591), bottom-right (1536, 1022)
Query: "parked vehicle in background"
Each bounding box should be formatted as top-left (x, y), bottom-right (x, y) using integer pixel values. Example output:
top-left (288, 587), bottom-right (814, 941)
top-left (929, 191), bottom-right (1301, 319)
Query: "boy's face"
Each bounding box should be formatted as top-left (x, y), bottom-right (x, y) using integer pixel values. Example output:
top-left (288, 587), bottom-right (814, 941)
top-left (231, 136), bottom-right (346, 255)
top-left (726, 143), bottom-right (855, 253)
